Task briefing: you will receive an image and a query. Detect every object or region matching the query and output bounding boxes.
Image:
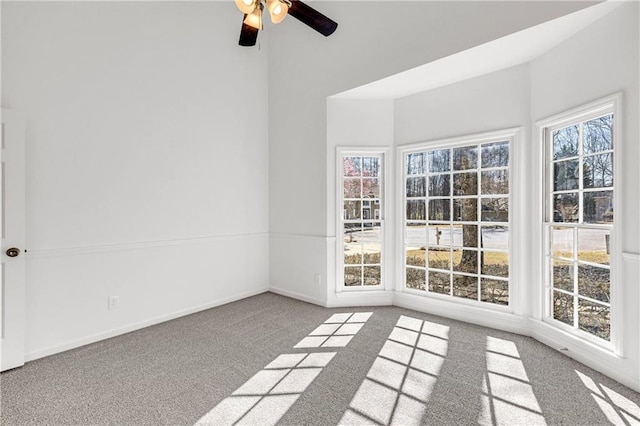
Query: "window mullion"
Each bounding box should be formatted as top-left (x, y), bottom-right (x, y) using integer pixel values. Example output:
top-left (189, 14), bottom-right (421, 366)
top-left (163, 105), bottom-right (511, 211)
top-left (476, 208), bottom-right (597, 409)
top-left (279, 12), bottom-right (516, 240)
top-left (573, 226), bottom-right (579, 330)
top-left (578, 122), bottom-right (584, 224)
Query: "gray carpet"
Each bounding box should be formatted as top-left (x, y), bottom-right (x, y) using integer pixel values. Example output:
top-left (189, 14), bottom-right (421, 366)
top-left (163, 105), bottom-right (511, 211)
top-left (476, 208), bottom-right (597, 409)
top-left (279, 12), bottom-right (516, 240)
top-left (1, 292), bottom-right (639, 425)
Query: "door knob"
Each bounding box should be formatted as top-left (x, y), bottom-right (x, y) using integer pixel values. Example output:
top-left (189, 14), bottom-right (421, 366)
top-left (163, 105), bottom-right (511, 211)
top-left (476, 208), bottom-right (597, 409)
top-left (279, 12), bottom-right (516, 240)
top-left (6, 248), bottom-right (20, 257)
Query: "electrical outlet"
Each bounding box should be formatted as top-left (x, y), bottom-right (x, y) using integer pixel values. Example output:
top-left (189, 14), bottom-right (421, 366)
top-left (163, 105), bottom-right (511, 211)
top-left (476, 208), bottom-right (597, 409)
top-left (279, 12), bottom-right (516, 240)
top-left (314, 273), bottom-right (322, 286)
top-left (108, 296), bottom-right (119, 310)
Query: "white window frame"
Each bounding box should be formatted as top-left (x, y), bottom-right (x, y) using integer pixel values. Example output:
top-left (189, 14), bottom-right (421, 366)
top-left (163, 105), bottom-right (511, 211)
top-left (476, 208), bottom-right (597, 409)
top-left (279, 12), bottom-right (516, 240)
top-left (396, 128), bottom-right (520, 311)
top-left (537, 93), bottom-right (622, 354)
top-left (336, 147), bottom-right (389, 292)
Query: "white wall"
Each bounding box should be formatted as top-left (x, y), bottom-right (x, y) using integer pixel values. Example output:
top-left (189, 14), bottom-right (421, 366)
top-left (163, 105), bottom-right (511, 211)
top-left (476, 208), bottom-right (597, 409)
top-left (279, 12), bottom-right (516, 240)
top-left (2, 2), bottom-right (270, 359)
top-left (268, 1), bottom-right (596, 303)
top-left (394, 64), bottom-right (531, 144)
top-left (529, 1), bottom-right (640, 390)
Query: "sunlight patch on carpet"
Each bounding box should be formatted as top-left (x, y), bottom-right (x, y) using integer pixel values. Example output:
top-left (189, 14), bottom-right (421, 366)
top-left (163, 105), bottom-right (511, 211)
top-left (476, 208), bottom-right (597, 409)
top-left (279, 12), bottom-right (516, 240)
top-left (576, 370), bottom-right (640, 425)
top-left (338, 315), bottom-right (450, 425)
top-left (479, 336), bottom-right (546, 426)
top-left (195, 352), bottom-right (334, 426)
top-left (196, 312), bottom-right (373, 426)
top-left (295, 312), bottom-right (372, 348)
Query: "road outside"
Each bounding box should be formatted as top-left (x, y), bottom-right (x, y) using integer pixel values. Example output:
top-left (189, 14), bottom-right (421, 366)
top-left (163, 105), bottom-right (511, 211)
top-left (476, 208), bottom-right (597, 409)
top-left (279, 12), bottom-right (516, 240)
top-left (345, 225), bottom-right (609, 258)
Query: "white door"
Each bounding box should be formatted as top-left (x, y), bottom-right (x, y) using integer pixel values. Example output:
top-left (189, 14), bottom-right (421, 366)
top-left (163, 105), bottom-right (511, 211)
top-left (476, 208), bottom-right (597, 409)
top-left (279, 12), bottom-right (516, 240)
top-left (1, 109), bottom-right (26, 371)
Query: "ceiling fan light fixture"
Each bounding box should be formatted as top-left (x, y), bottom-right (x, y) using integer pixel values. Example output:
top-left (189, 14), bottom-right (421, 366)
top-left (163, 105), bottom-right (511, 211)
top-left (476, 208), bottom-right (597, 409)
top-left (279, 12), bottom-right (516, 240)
top-left (243, 3), bottom-right (263, 30)
top-left (234, 0), bottom-right (256, 15)
top-left (267, 0), bottom-right (289, 24)
top-left (236, 0), bottom-right (337, 47)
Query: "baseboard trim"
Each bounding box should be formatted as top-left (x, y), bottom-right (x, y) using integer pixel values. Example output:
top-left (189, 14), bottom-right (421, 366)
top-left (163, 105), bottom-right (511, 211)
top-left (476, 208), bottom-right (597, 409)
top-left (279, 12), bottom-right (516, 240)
top-left (326, 290), bottom-right (394, 308)
top-left (269, 286), bottom-right (326, 307)
top-left (393, 292), bottom-right (530, 335)
top-left (530, 319), bottom-right (639, 392)
top-left (25, 287), bottom-right (270, 362)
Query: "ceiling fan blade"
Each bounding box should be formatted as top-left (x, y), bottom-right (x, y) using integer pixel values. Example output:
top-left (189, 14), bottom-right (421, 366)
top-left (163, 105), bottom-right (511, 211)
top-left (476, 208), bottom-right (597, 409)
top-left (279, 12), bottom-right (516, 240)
top-left (239, 16), bottom-right (259, 46)
top-left (288, 0), bottom-right (338, 37)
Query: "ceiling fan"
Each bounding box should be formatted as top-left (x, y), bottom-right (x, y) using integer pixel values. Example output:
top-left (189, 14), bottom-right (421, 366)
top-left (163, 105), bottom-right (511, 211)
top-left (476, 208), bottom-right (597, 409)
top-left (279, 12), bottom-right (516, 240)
top-left (234, 0), bottom-right (338, 47)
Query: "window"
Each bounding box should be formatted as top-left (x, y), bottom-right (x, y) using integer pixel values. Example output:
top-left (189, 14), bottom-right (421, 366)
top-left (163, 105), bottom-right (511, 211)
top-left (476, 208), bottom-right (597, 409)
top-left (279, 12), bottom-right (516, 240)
top-left (340, 153), bottom-right (384, 288)
top-left (402, 133), bottom-right (512, 306)
top-left (544, 106), bottom-right (615, 343)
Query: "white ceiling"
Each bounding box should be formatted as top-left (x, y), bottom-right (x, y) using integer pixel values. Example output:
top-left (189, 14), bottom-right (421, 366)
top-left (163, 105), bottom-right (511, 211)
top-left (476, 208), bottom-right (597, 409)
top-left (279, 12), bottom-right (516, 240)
top-left (331, 1), bottom-right (621, 100)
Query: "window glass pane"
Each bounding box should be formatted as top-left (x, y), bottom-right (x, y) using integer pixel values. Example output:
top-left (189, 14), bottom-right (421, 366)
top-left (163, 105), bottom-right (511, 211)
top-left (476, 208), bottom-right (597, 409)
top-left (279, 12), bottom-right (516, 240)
top-left (406, 177), bottom-right (426, 197)
top-left (552, 259), bottom-right (573, 292)
top-left (553, 291), bottom-right (574, 326)
top-left (363, 266), bottom-right (381, 286)
top-left (405, 224), bottom-right (426, 267)
top-left (407, 250), bottom-right (426, 267)
top-left (553, 125), bottom-right (579, 160)
top-left (481, 198), bottom-right (508, 222)
top-left (553, 193), bottom-right (578, 223)
top-left (453, 146), bottom-right (478, 170)
top-left (578, 265), bottom-right (610, 303)
top-left (481, 251), bottom-right (509, 278)
top-left (344, 157), bottom-right (362, 176)
top-left (481, 278), bottom-right (509, 305)
top-left (343, 178), bottom-right (361, 199)
top-left (454, 199), bottom-right (478, 222)
top-left (364, 202), bottom-right (381, 220)
top-left (453, 172), bottom-right (478, 196)
top-left (344, 200), bottom-right (362, 220)
top-left (407, 152), bottom-right (426, 175)
top-left (428, 199), bottom-right (450, 221)
top-left (373, 204), bottom-right (381, 220)
top-left (583, 114), bottom-right (613, 154)
top-left (578, 299), bottom-right (610, 341)
top-left (406, 267), bottom-right (426, 290)
top-left (583, 153), bottom-right (613, 189)
top-left (362, 178), bottom-right (380, 198)
top-left (344, 266), bottom-right (362, 286)
top-left (459, 225), bottom-right (478, 248)
top-left (362, 157), bottom-right (380, 177)
top-left (553, 160), bottom-right (580, 191)
top-left (429, 175), bottom-right (450, 197)
top-left (453, 274), bottom-right (478, 300)
top-left (481, 170), bottom-right (509, 195)
top-left (481, 142), bottom-right (509, 168)
top-left (428, 224), bottom-right (451, 247)
top-left (583, 191), bottom-right (613, 224)
top-left (551, 226), bottom-right (573, 259)
top-left (428, 149), bottom-right (450, 173)
top-left (481, 226), bottom-right (509, 251)
top-left (428, 248), bottom-right (450, 270)
top-left (407, 200), bottom-right (426, 221)
top-left (453, 249), bottom-right (477, 273)
top-left (363, 223), bottom-right (381, 265)
top-left (344, 251), bottom-right (361, 265)
top-left (451, 247), bottom-right (461, 264)
top-left (344, 225), bottom-right (363, 265)
top-left (428, 271), bottom-right (450, 294)
top-left (578, 228), bottom-right (610, 265)
top-left (450, 226), bottom-right (463, 247)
